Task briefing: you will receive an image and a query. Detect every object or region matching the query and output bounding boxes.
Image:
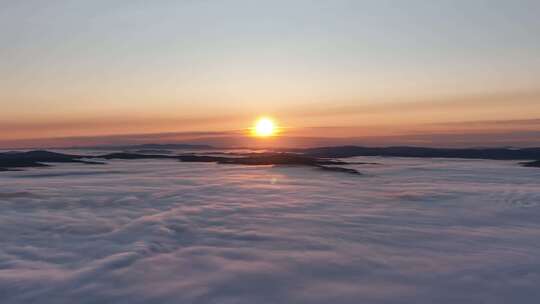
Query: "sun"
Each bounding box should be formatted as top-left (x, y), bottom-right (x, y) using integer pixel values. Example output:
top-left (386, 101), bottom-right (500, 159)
top-left (251, 117), bottom-right (277, 137)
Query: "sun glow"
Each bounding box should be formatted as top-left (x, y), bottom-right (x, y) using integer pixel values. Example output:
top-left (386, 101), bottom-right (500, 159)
top-left (252, 117), bottom-right (277, 137)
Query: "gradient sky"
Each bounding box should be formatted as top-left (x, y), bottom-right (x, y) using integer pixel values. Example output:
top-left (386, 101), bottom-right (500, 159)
top-left (1, 0), bottom-right (539, 147)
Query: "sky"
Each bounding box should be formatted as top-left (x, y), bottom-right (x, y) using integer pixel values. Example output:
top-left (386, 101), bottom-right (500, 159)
top-left (1, 0), bottom-right (539, 148)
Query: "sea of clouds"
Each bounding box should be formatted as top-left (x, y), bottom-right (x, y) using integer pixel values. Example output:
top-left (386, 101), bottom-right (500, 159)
top-left (1, 155), bottom-right (540, 303)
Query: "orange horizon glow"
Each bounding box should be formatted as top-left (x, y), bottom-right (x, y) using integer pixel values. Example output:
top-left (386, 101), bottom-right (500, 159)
top-left (2, 89), bottom-right (539, 143)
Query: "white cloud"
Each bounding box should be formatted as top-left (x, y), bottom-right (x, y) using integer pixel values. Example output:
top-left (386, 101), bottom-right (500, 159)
top-left (0, 157), bottom-right (540, 303)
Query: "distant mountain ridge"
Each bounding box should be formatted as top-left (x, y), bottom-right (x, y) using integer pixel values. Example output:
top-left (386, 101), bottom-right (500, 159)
top-left (65, 143), bottom-right (214, 150)
top-left (521, 160), bottom-right (540, 167)
top-left (0, 150), bottom-right (103, 171)
top-left (131, 144), bottom-right (214, 149)
top-left (292, 146), bottom-right (540, 160)
top-left (0, 150), bottom-right (362, 175)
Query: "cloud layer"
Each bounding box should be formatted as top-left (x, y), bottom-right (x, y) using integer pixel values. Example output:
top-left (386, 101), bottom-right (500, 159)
top-left (1, 157), bottom-right (540, 303)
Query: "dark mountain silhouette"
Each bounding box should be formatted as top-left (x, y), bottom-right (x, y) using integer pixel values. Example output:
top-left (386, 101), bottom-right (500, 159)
top-left (95, 152), bottom-right (346, 165)
top-left (216, 154), bottom-right (345, 166)
top-left (177, 155), bottom-right (229, 162)
top-left (65, 143), bottom-right (214, 151)
top-left (96, 153), bottom-right (174, 160)
top-left (0, 150), bottom-right (361, 175)
top-left (318, 165), bottom-right (363, 175)
top-left (0, 150), bottom-right (103, 171)
top-left (293, 146), bottom-right (540, 160)
top-left (132, 149), bottom-right (174, 154)
top-left (132, 144), bottom-right (213, 150)
top-left (95, 152), bottom-right (360, 174)
top-left (521, 160), bottom-right (540, 168)
top-left (4, 146), bottom-right (540, 174)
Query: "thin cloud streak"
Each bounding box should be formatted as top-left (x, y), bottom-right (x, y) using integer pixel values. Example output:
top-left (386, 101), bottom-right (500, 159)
top-left (0, 130), bottom-right (241, 149)
top-left (286, 89), bottom-right (540, 117)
